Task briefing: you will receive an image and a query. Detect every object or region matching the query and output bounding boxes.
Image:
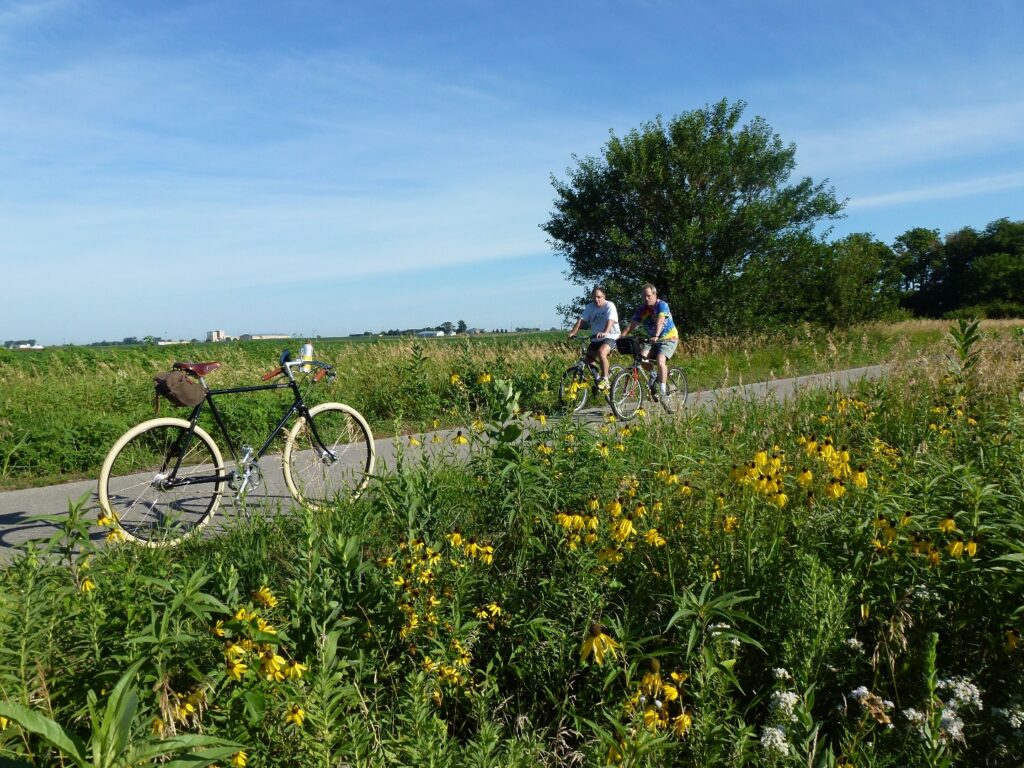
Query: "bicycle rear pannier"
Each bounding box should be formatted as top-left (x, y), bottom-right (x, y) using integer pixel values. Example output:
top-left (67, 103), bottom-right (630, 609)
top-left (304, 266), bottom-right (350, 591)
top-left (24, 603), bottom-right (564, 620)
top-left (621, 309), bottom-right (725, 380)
top-left (154, 371), bottom-right (206, 407)
top-left (615, 336), bottom-right (642, 356)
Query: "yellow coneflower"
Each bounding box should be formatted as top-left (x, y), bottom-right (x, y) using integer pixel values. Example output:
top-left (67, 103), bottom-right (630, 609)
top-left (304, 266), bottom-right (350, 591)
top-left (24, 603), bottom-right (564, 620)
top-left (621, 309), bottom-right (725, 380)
top-left (597, 547), bottom-right (624, 564)
top-left (580, 622), bottom-right (620, 665)
top-left (231, 751), bottom-right (248, 767)
top-left (285, 659), bottom-right (307, 680)
top-left (539, 370), bottom-right (550, 381)
top-left (722, 515), bottom-right (739, 533)
top-left (671, 711), bottom-right (693, 737)
top-left (80, 577), bottom-right (97, 593)
top-left (105, 528), bottom-right (126, 543)
top-left (948, 539), bottom-right (965, 558)
top-left (535, 411), bottom-right (547, 425)
top-left (253, 585), bottom-right (278, 608)
top-left (285, 704), bottom-right (305, 727)
top-left (260, 649), bottom-right (287, 682)
top-left (797, 468), bottom-right (813, 487)
top-left (596, 442), bottom-right (610, 458)
top-left (449, 373), bottom-right (461, 385)
top-left (471, 418), bottom-right (485, 432)
top-left (453, 431), bottom-right (469, 445)
top-left (966, 539), bottom-right (978, 557)
top-left (851, 466), bottom-right (868, 489)
top-left (226, 658), bottom-right (247, 681)
top-left (97, 510), bottom-right (117, 527)
top-left (477, 371), bottom-right (492, 384)
top-left (645, 529), bottom-right (666, 547)
top-left (408, 435), bottom-right (421, 446)
top-left (825, 478), bottom-right (846, 499)
top-left (256, 617), bottom-right (277, 635)
top-left (938, 518), bottom-right (957, 533)
top-left (612, 516), bottom-right (637, 542)
top-left (431, 433), bottom-right (443, 444)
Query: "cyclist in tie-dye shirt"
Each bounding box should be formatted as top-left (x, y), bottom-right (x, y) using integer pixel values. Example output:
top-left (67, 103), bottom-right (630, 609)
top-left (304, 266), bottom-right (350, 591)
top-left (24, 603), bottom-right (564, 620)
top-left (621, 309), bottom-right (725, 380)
top-left (621, 283), bottom-right (679, 404)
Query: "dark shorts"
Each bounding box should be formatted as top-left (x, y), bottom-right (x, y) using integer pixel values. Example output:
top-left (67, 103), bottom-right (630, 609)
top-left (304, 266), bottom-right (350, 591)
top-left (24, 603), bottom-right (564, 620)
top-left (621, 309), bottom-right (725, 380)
top-left (588, 338), bottom-right (614, 354)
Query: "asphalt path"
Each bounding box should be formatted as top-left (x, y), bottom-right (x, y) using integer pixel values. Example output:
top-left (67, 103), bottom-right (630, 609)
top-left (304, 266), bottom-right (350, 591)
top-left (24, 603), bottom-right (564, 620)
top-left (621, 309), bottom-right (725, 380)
top-left (0, 364), bottom-right (886, 559)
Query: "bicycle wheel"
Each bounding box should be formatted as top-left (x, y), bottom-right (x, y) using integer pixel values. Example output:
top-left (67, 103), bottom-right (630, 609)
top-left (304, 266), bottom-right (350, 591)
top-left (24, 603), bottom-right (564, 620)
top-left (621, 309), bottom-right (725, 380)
top-left (667, 367), bottom-right (688, 412)
top-left (558, 366), bottom-right (590, 413)
top-left (283, 402), bottom-right (375, 511)
top-left (98, 418), bottom-right (225, 547)
top-left (611, 369), bottom-right (645, 420)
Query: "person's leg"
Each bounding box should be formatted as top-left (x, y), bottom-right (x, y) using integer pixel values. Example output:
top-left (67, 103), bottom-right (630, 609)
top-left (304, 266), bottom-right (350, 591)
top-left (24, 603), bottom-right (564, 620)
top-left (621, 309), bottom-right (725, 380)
top-left (597, 342), bottom-right (611, 379)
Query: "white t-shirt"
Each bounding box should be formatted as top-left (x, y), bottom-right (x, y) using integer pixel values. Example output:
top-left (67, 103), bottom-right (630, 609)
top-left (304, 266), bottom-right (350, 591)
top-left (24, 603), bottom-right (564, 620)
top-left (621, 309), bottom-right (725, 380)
top-left (581, 301), bottom-right (620, 340)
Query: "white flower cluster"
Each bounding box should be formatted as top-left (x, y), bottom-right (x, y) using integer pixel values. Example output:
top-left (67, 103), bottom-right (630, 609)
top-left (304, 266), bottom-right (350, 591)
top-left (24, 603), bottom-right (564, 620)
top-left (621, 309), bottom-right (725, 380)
top-left (709, 622), bottom-right (740, 649)
top-left (772, 667), bottom-right (792, 682)
top-left (912, 584), bottom-right (939, 603)
top-left (937, 677), bottom-right (983, 712)
top-left (849, 686), bottom-right (870, 702)
top-left (992, 705), bottom-right (1024, 735)
top-left (760, 725), bottom-right (790, 757)
top-left (770, 691), bottom-right (800, 723)
top-left (843, 637), bottom-right (865, 653)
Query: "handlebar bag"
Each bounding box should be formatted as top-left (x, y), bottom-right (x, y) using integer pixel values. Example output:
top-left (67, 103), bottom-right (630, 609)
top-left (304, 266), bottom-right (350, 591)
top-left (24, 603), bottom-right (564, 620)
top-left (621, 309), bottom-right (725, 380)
top-left (615, 337), bottom-right (642, 356)
top-left (154, 371), bottom-right (206, 407)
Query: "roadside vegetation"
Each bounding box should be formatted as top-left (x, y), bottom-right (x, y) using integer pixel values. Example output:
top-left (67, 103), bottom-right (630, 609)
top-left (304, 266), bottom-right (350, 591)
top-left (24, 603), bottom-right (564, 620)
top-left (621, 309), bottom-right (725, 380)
top-left (1, 321), bottom-right (1022, 766)
top-left (5, 320), bottom-right (1023, 491)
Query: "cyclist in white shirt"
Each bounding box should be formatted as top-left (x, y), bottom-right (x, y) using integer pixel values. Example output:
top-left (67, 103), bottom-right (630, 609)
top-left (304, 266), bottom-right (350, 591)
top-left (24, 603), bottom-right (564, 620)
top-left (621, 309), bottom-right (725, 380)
top-left (567, 286), bottom-right (620, 390)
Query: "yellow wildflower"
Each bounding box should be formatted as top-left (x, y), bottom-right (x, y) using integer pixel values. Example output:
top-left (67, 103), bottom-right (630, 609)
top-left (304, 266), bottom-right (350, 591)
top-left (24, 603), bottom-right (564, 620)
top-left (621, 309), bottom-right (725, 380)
top-left (80, 577), bottom-right (96, 593)
top-left (285, 659), bottom-right (307, 680)
top-left (852, 467), bottom-right (868, 489)
top-left (797, 468), bottom-right (813, 487)
top-left (231, 751), bottom-right (248, 767)
top-left (97, 510), bottom-right (116, 527)
top-left (471, 418), bottom-right (485, 432)
top-left (477, 371), bottom-right (492, 384)
top-left (938, 518), bottom-right (957, 533)
top-left (966, 539), bottom-right (978, 557)
top-left (948, 539), bottom-right (965, 558)
top-left (285, 704), bottom-right (305, 727)
top-left (234, 607), bottom-right (251, 622)
top-left (671, 711), bottom-right (693, 737)
top-left (253, 586), bottom-right (278, 608)
top-left (645, 529), bottom-right (666, 547)
top-left (450, 373), bottom-right (460, 385)
top-left (408, 435), bottom-right (421, 446)
top-left (260, 649), bottom-right (287, 682)
top-left (723, 515), bottom-right (739, 533)
top-left (580, 622), bottom-right (620, 665)
top-left (453, 431), bottom-right (469, 445)
top-left (539, 371), bottom-right (550, 381)
top-left (105, 528), bottom-right (126, 543)
top-left (226, 658), bottom-right (247, 681)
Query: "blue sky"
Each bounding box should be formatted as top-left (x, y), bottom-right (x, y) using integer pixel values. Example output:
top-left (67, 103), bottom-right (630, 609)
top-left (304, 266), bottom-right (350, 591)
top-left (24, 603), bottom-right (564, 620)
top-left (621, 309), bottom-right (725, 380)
top-left (1, 0), bottom-right (1021, 345)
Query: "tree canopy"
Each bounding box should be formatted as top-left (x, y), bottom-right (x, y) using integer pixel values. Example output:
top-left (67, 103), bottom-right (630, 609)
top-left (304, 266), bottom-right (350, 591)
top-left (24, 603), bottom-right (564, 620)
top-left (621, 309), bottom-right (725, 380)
top-left (544, 99), bottom-right (845, 334)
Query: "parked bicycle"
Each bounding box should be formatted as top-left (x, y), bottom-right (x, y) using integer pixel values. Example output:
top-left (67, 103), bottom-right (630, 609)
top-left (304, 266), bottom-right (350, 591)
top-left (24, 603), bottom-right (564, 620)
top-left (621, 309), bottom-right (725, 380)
top-left (558, 339), bottom-right (624, 413)
top-left (98, 349), bottom-right (375, 547)
top-left (609, 337), bottom-right (688, 420)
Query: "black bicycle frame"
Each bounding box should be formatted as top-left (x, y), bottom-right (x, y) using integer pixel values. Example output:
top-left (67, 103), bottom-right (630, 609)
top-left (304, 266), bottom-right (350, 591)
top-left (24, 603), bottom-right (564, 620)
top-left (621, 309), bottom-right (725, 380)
top-left (164, 373), bottom-right (332, 489)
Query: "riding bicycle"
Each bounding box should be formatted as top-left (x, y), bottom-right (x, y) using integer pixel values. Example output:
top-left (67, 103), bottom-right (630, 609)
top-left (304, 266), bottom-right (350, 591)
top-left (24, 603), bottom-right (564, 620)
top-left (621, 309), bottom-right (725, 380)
top-left (97, 349), bottom-right (375, 547)
top-left (558, 338), bottom-right (625, 413)
top-left (609, 337), bottom-right (688, 420)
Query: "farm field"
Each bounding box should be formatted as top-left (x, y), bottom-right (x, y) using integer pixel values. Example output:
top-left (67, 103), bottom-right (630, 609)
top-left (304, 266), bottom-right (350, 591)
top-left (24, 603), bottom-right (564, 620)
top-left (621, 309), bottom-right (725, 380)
top-left (0, 321), bottom-right (1022, 766)
top-left (2, 321), bottom-right (1018, 492)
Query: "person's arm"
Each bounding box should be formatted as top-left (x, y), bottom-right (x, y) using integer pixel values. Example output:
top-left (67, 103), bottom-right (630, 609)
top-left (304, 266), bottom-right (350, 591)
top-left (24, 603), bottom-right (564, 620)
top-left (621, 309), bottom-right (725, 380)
top-left (567, 317), bottom-right (584, 338)
top-left (621, 320), bottom-right (637, 337)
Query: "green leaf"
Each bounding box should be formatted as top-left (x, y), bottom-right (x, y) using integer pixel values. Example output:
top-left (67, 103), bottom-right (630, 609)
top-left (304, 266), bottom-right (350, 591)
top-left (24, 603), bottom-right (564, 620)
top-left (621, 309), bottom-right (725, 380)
top-left (0, 701), bottom-right (88, 767)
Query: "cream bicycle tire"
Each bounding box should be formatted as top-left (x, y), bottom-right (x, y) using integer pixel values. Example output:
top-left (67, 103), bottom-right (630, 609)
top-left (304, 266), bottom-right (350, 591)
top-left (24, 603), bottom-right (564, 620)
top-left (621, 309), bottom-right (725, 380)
top-left (282, 402), bottom-right (375, 510)
top-left (98, 417), bottom-right (225, 547)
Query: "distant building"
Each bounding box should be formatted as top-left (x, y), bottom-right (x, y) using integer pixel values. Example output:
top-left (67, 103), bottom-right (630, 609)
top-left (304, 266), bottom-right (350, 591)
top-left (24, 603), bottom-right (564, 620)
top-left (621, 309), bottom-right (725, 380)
top-left (207, 330), bottom-right (229, 342)
top-left (157, 339), bottom-right (189, 346)
top-left (416, 330), bottom-right (445, 337)
top-left (465, 328), bottom-right (485, 335)
top-left (239, 333), bottom-right (290, 341)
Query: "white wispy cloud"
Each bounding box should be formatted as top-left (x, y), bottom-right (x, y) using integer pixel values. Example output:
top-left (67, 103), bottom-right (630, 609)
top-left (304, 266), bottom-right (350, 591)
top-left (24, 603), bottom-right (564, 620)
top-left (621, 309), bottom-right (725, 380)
top-left (848, 170), bottom-right (1024, 210)
top-left (794, 99), bottom-right (1024, 175)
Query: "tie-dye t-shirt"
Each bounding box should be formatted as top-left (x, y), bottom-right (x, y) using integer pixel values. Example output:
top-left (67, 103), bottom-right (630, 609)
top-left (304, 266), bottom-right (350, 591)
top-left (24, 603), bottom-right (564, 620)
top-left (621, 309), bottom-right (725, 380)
top-left (631, 299), bottom-right (678, 340)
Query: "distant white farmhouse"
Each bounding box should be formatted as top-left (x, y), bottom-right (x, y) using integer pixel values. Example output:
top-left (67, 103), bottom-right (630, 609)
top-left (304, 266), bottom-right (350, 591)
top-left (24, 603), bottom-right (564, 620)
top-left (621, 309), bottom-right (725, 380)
top-left (416, 330), bottom-right (445, 337)
top-left (207, 330), bottom-right (229, 342)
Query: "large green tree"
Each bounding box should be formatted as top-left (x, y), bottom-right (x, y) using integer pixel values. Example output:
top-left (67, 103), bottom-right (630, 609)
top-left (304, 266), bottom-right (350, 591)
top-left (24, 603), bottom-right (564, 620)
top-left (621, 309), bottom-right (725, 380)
top-left (543, 99), bottom-right (844, 334)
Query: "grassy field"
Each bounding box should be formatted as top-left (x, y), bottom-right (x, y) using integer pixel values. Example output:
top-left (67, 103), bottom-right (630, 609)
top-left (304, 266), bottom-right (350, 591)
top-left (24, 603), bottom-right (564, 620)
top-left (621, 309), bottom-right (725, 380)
top-left (0, 321), bottom-right (1022, 766)
top-left (4, 321), bottom-right (1021, 491)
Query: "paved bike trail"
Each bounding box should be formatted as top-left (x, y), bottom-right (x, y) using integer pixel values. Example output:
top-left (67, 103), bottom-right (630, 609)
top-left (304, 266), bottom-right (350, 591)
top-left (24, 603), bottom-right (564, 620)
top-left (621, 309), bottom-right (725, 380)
top-left (0, 364), bottom-right (886, 558)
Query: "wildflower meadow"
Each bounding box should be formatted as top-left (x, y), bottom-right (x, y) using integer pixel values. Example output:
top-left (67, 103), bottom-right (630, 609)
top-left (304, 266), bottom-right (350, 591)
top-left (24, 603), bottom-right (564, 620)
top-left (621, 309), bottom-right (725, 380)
top-left (1, 321), bottom-right (1023, 767)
